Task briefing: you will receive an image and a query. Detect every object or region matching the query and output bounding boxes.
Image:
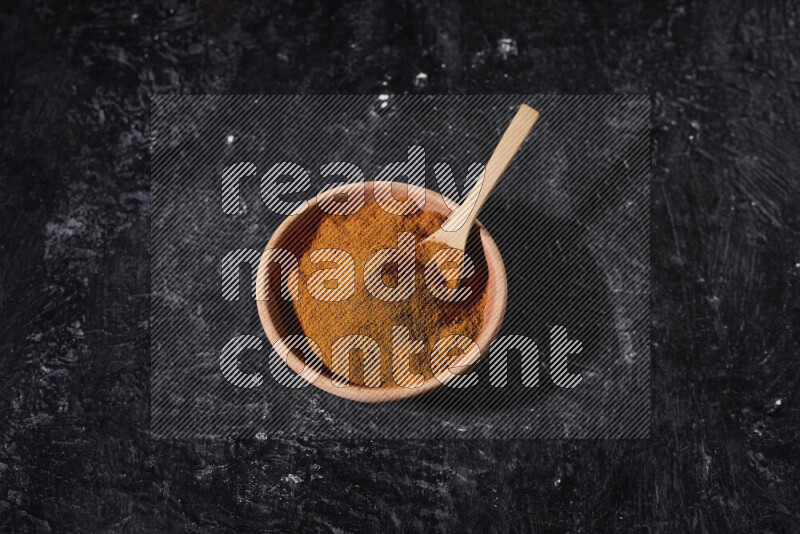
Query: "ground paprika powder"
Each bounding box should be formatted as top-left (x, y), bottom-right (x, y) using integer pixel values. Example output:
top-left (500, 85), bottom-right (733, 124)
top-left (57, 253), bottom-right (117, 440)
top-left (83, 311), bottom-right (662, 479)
top-left (289, 201), bottom-right (489, 388)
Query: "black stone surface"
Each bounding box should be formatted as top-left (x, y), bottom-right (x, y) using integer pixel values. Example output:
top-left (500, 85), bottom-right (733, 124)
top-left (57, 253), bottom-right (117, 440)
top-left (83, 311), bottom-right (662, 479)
top-left (150, 95), bottom-right (649, 440)
top-left (1, 0), bottom-right (798, 532)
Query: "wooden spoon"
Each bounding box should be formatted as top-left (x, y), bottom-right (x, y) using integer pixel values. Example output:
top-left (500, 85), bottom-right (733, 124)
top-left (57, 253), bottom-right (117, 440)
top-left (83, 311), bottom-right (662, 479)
top-left (422, 104), bottom-right (540, 251)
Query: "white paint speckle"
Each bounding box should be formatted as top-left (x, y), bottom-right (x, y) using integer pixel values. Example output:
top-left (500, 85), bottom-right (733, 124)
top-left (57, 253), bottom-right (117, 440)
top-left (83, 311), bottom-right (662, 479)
top-left (498, 38), bottom-right (518, 59)
top-left (283, 474), bottom-right (303, 484)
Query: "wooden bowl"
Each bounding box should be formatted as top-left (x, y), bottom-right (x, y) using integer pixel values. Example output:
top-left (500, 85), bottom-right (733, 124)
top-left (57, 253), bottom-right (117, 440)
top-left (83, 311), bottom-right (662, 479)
top-left (256, 181), bottom-right (507, 402)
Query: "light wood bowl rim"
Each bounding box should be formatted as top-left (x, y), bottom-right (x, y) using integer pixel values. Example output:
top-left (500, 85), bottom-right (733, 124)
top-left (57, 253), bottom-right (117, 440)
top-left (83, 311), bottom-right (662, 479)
top-left (256, 181), bottom-right (508, 403)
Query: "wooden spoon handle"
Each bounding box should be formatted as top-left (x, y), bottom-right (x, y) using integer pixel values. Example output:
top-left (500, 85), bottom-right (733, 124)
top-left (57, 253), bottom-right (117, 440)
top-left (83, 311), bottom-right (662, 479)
top-left (442, 104), bottom-right (540, 237)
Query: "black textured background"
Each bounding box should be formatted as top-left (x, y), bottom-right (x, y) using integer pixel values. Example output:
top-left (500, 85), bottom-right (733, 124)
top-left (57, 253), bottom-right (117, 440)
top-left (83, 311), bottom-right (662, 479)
top-left (1, 0), bottom-right (799, 532)
top-left (151, 95), bottom-right (649, 440)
